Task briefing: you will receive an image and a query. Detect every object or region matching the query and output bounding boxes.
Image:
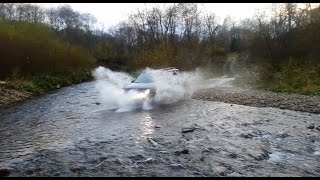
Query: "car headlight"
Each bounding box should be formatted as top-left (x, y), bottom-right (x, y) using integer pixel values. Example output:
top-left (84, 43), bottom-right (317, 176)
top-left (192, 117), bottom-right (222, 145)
top-left (144, 89), bottom-right (150, 95)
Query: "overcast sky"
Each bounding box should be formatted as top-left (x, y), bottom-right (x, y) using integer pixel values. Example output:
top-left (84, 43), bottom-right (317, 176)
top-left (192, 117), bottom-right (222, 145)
top-left (36, 3), bottom-right (274, 29)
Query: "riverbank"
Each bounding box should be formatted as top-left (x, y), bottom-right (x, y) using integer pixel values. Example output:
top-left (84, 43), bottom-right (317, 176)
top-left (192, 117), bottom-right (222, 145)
top-left (2, 75), bottom-right (320, 114)
top-left (1, 80), bottom-right (319, 177)
top-left (0, 71), bottom-right (92, 109)
top-left (192, 80), bottom-right (320, 114)
top-left (0, 82), bottom-right (32, 109)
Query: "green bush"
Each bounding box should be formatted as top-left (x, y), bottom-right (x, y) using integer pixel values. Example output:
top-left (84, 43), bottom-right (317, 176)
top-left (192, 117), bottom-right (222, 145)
top-left (22, 81), bottom-right (42, 94)
top-left (253, 58), bottom-right (320, 95)
top-left (0, 20), bottom-right (96, 78)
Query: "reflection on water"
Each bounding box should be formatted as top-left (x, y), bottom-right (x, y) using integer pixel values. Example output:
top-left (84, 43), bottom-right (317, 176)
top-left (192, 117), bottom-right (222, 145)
top-left (140, 114), bottom-right (154, 138)
top-left (0, 81), bottom-right (320, 177)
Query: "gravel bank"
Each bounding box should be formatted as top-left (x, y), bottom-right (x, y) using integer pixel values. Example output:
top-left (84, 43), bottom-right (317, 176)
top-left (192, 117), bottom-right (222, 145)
top-left (192, 86), bottom-right (320, 114)
top-left (2, 77), bottom-right (320, 114)
top-left (0, 82), bottom-right (32, 109)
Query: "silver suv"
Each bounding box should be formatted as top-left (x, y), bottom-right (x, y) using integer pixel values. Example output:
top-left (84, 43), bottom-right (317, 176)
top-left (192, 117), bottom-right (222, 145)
top-left (123, 67), bottom-right (179, 100)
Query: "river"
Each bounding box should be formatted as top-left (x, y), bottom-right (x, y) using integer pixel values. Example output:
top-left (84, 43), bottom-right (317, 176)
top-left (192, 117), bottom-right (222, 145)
top-left (0, 78), bottom-right (320, 176)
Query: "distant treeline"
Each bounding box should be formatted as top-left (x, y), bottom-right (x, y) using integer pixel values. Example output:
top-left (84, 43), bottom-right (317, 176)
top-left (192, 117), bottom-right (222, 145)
top-left (0, 3), bottom-right (320, 94)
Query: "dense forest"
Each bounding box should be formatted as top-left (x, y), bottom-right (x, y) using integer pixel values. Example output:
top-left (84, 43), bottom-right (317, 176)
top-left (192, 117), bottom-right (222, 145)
top-left (0, 3), bottom-right (320, 94)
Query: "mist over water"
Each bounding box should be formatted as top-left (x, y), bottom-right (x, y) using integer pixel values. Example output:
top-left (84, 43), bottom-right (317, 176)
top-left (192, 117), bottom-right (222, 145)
top-left (92, 66), bottom-right (204, 112)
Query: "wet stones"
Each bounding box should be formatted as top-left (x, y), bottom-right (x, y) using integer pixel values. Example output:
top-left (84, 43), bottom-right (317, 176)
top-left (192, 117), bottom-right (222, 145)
top-left (132, 157), bottom-right (156, 168)
top-left (307, 124), bottom-right (320, 131)
top-left (314, 151), bottom-right (320, 156)
top-left (70, 165), bottom-right (86, 173)
top-left (228, 153), bottom-right (238, 159)
top-left (0, 168), bottom-right (11, 177)
top-left (212, 166), bottom-right (228, 176)
top-left (53, 172), bottom-right (60, 176)
top-left (25, 169), bottom-right (34, 175)
top-left (276, 133), bottom-right (290, 138)
top-left (99, 157), bottom-right (108, 162)
top-left (169, 164), bottom-right (185, 170)
top-left (307, 136), bottom-right (318, 143)
top-left (240, 133), bottom-right (254, 139)
top-left (147, 137), bottom-right (158, 147)
top-left (25, 168), bottom-right (41, 175)
top-left (113, 159), bottom-right (123, 165)
top-left (241, 122), bottom-right (249, 127)
top-left (227, 172), bottom-right (243, 177)
top-left (174, 149), bottom-right (189, 156)
top-left (174, 151), bottom-right (182, 156)
top-left (180, 149), bottom-right (189, 154)
top-left (129, 154), bottom-right (145, 161)
top-left (182, 127), bottom-right (196, 133)
top-left (247, 148), bottom-right (269, 161)
top-left (307, 124), bottom-right (315, 129)
top-left (219, 162), bottom-right (234, 171)
top-left (252, 130), bottom-right (263, 136)
top-left (192, 86), bottom-right (320, 114)
top-left (193, 171), bottom-right (203, 176)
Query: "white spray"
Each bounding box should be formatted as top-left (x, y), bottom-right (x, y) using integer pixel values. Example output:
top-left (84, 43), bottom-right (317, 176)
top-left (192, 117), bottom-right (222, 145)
top-left (92, 66), bottom-right (204, 112)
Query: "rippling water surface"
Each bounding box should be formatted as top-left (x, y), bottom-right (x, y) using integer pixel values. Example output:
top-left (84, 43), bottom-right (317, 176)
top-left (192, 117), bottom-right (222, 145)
top-left (0, 80), bottom-right (320, 176)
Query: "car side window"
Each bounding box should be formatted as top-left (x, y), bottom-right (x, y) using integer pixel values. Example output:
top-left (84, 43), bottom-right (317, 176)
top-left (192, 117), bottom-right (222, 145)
top-left (134, 73), bottom-right (153, 83)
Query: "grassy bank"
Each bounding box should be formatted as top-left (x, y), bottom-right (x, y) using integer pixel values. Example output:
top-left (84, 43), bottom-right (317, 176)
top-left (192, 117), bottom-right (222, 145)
top-left (5, 69), bottom-right (93, 95)
top-left (0, 20), bottom-right (96, 98)
top-left (0, 69), bottom-right (93, 108)
top-left (260, 59), bottom-right (320, 95)
top-left (232, 56), bottom-right (320, 95)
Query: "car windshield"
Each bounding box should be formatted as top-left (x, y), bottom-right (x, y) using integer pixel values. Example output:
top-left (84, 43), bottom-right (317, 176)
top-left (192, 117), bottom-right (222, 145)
top-left (134, 72), bottom-right (153, 83)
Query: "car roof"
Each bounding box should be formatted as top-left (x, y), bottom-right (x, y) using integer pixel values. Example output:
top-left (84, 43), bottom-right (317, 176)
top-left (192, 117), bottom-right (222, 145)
top-left (160, 67), bottom-right (179, 70)
top-left (155, 67), bottom-right (179, 72)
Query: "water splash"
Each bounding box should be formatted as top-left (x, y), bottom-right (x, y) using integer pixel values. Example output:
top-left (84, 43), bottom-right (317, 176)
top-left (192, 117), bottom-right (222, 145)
top-left (92, 66), bottom-right (204, 112)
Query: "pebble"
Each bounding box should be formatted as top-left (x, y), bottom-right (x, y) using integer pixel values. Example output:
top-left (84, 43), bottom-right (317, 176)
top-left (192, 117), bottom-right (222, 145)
top-left (174, 149), bottom-right (189, 155)
top-left (182, 127), bottom-right (195, 133)
top-left (227, 172), bottom-right (243, 177)
top-left (240, 133), bottom-right (254, 139)
top-left (147, 138), bottom-right (158, 147)
top-left (229, 153), bottom-right (238, 158)
top-left (70, 165), bottom-right (86, 173)
top-left (0, 168), bottom-right (11, 177)
top-left (307, 124), bottom-right (315, 129)
top-left (169, 164), bottom-right (185, 170)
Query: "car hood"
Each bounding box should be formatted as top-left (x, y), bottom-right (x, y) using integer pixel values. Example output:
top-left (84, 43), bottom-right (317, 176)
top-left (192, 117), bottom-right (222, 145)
top-left (123, 83), bottom-right (156, 90)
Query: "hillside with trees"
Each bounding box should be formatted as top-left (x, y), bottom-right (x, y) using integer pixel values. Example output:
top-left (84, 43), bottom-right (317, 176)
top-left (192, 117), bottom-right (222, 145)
top-left (0, 3), bottom-right (319, 95)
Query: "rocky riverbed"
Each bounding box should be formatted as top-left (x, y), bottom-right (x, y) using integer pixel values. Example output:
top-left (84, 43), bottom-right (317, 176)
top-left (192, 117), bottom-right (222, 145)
top-left (1, 77), bottom-right (319, 114)
top-left (192, 77), bottom-right (320, 114)
top-left (0, 78), bottom-right (320, 177)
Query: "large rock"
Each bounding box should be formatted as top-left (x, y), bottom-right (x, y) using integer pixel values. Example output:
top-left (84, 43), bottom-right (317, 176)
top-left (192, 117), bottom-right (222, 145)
top-left (182, 127), bottom-right (195, 133)
top-left (0, 168), bottom-right (11, 177)
top-left (212, 166), bottom-right (228, 176)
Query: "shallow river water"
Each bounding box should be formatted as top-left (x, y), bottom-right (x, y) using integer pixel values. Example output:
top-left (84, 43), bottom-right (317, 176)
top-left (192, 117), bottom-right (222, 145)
top-left (0, 79), bottom-right (320, 176)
